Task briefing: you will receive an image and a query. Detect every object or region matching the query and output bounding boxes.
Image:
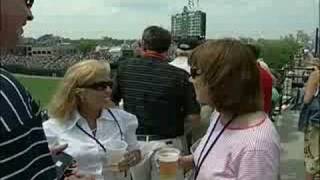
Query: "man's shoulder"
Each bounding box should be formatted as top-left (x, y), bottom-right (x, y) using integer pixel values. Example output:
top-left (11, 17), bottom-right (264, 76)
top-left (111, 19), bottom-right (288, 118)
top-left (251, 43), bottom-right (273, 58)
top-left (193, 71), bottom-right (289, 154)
top-left (118, 57), bottom-right (189, 76)
top-left (0, 68), bottom-right (25, 90)
top-left (0, 68), bottom-right (16, 84)
top-left (170, 57), bottom-right (190, 74)
top-left (118, 57), bottom-right (143, 65)
top-left (167, 63), bottom-right (190, 77)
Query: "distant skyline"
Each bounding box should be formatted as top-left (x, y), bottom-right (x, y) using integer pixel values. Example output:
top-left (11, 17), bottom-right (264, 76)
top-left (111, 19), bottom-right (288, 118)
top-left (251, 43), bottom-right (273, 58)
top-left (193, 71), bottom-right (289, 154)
top-left (24, 0), bottom-right (318, 40)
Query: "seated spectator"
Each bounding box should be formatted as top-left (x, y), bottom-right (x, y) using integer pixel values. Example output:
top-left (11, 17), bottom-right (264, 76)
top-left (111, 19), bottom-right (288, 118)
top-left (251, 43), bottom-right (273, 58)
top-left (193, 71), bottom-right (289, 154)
top-left (43, 60), bottom-right (141, 180)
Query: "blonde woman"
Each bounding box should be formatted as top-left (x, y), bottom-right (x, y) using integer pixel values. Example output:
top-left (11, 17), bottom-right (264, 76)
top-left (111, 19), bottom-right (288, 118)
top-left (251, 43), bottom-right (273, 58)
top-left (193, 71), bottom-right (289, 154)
top-left (43, 60), bottom-right (141, 180)
top-left (178, 40), bottom-right (280, 180)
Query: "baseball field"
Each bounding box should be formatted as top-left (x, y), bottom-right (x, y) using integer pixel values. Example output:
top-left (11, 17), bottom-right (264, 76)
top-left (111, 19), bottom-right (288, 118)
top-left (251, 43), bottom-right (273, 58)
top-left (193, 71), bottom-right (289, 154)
top-left (15, 75), bottom-right (61, 107)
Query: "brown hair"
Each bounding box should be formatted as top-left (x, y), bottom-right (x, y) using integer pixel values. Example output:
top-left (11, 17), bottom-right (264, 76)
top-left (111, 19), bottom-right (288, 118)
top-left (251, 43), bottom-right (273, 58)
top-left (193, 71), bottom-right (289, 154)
top-left (189, 39), bottom-right (262, 115)
top-left (142, 26), bottom-right (171, 53)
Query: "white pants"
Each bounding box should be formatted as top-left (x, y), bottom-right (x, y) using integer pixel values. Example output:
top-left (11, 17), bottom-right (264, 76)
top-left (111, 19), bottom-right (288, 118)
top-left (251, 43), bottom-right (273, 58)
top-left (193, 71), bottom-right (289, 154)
top-left (130, 137), bottom-right (186, 180)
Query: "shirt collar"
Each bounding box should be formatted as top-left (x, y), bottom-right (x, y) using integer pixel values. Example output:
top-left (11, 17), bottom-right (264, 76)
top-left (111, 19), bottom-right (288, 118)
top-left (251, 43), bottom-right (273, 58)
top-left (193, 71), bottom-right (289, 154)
top-left (64, 109), bottom-right (114, 130)
top-left (143, 50), bottom-right (168, 61)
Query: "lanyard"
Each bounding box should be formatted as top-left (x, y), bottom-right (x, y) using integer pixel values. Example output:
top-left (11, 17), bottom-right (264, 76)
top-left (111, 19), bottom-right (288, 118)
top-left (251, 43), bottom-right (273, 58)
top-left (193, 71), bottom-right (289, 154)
top-left (107, 109), bottom-right (124, 140)
top-left (194, 114), bottom-right (236, 180)
top-left (76, 109), bottom-right (124, 153)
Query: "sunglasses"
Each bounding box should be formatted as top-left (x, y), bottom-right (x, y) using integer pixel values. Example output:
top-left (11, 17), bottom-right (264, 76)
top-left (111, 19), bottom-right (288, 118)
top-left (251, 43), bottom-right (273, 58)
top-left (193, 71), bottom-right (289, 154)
top-left (26, 0), bottom-right (34, 8)
top-left (80, 81), bottom-right (113, 91)
top-left (190, 66), bottom-right (202, 79)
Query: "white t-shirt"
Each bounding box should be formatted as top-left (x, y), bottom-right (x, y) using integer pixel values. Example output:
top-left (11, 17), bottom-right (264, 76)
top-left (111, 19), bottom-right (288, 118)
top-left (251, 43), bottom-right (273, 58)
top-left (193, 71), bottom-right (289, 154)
top-left (170, 56), bottom-right (190, 74)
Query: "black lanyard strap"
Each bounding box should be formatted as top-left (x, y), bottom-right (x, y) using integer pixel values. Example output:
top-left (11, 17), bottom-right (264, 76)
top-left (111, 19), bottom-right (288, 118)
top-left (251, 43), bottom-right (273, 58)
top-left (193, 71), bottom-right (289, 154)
top-left (107, 109), bottom-right (124, 140)
top-left (75, 109), bottom-right (124, 153)
top-left (76, 123), bottom-right (107, 152)
top-left (194, 114), bottom-right (236, 180)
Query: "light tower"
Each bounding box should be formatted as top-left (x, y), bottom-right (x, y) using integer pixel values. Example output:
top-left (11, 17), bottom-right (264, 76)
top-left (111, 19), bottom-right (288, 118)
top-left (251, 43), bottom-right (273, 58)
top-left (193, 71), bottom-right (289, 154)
top-left (188, 0), bottom-right (200, 11)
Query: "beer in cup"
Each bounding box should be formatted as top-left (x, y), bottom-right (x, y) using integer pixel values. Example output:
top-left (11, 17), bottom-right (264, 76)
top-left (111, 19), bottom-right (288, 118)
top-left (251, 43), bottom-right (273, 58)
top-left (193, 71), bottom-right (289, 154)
top-left (105, 140), bottom-right (128, 171)
top-left (156, 147), bottom-right (180, 180)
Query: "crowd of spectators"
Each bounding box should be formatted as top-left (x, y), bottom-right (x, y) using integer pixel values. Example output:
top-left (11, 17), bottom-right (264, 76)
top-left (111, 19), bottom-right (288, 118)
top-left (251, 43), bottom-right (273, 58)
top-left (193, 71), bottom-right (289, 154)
top-left (0, 39), bottom-right (181, 72)
top-left (1, 51), bottom-right (114, 71)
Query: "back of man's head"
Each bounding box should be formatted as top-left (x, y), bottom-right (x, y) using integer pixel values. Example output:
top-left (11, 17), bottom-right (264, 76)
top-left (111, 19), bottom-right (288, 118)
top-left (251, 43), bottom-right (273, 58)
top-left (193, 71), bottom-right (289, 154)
top-left (142, 26), bottom-right (171, 53)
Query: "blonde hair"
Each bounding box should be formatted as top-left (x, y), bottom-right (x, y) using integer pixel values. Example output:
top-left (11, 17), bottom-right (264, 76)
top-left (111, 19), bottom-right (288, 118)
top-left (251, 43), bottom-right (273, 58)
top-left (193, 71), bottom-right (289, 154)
top-left (48, 60), bottom-right (111, 121)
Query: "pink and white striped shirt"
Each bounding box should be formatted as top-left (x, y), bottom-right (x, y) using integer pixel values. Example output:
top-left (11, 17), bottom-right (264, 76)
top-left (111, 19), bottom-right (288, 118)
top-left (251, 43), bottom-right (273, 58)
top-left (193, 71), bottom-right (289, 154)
top-left (193, 112), bottom-right (280, 180)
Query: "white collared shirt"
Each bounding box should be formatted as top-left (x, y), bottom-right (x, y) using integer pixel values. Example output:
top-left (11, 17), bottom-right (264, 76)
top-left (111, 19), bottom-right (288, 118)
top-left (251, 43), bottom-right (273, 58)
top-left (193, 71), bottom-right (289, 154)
top-left (43, 108), bottom-right (140, 180)
top-left (170, 56), bottom-right (190, 74)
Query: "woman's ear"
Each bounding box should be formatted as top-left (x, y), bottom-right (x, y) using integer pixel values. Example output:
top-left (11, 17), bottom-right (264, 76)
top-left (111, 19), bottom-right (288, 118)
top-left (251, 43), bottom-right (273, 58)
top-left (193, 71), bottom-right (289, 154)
top-left (74, 88), bottom-right (85, 102)
top-left (74, 88), bottom-right (82, 95)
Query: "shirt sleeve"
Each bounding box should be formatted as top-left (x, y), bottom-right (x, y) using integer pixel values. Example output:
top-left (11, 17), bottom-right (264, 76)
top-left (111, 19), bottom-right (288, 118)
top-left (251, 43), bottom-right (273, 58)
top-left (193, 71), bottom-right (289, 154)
top-left (42, 120), bottom-right (60, 146)
top-left (237, 150), bottom-right (279, 180)
top-left (123, 112), bottom-right (140, 151)
top-left (182, 74), bottom-right (201, 115)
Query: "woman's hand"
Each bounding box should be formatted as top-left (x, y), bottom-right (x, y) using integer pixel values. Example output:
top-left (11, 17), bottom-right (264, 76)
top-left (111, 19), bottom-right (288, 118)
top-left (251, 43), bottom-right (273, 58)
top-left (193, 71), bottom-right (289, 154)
top-left (178, 155), bottom-right (194, 171)
top-left (64, 174), bottom-right (95, 180)
top-left (104, 149), bottom-right (141, 176)
top-left (118, 149), bottom-right (141, 172)
top-left (63, 160), bottom-right (79, 177)
top-left (49, 144), bottom-right (68, 155)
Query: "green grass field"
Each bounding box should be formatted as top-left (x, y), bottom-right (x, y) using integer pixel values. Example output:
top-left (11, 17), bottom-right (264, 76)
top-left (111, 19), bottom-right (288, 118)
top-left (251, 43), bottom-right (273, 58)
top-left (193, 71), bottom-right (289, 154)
top-left (15, 75), bottom-right (61, 107)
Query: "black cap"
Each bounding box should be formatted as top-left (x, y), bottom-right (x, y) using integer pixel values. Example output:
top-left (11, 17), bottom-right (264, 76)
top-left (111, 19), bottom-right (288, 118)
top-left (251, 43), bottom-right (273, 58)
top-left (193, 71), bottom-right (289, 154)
top-left (177, 39), bottom-right (201, 51)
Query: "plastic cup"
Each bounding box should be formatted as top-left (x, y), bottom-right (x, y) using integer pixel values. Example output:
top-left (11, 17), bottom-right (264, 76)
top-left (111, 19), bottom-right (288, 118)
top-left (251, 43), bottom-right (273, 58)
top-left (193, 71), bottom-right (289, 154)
top-left (156, 147), bottom-right (180, 180)
top-left (105, 140), bottom-right (128, 171)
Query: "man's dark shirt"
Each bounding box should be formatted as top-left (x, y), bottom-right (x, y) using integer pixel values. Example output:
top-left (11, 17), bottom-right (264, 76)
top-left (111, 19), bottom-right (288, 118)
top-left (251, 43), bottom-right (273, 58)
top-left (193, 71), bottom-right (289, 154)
top-left (0, 68), bottom-right (56, 180)
top-left (113, 57), bottom-right (200, 138)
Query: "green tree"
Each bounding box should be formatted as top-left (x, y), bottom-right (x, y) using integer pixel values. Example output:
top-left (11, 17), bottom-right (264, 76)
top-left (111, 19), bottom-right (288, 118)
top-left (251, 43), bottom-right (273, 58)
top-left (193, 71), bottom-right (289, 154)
top-left (296, 30), bottom-right (310, 45)
top-left (257, 37), bottom-right (300, 69)
top-left (77, 40), bottom-right (98, 55)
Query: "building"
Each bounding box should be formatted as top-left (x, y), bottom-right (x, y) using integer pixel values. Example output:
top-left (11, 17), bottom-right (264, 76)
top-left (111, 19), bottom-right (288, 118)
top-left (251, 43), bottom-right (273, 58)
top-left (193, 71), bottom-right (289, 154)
top-left (31, 46), bottom-right (55, 57)
top-left (171, 6), bottom-right (206, 40)
top-left (30, 43), bottom-right (77, 57)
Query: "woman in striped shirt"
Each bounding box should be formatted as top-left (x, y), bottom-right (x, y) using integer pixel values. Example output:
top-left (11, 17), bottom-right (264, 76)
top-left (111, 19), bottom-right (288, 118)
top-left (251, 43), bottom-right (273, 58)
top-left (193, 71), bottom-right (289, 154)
top-left (178, 39), bottom-right (281, 180)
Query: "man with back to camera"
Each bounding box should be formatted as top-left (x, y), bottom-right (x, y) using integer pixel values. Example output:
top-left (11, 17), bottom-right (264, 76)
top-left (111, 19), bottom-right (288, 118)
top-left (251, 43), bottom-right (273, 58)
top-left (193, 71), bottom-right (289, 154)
top-left (112, 26), bottom-right (200, 180)
top-left (0, 0), bottom-right (93, 179)
top-left (169, 38), bottom-right (212, 145)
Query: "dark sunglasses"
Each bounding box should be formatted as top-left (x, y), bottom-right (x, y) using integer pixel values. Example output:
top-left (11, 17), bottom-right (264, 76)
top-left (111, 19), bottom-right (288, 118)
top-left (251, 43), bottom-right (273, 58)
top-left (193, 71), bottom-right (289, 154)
top-left (190, 66), bottom-right (202, 79)
top-left (26, 0), bottom-right (34, 8)
top-left (80, 81), bottom-right (113, 91)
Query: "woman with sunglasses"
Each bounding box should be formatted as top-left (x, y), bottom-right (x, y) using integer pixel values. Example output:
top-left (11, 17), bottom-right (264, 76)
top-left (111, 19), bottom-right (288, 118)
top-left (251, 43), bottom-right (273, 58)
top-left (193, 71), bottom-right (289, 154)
top-left (43, 60), bottom-right (141, 180)
top-left (178, 39), bottom-right (280, 180)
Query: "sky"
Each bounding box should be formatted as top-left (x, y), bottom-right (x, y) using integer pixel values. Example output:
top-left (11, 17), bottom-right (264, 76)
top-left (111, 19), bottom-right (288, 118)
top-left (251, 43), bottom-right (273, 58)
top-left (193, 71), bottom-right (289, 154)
top-left (24, 0), bottom-right (319, 40)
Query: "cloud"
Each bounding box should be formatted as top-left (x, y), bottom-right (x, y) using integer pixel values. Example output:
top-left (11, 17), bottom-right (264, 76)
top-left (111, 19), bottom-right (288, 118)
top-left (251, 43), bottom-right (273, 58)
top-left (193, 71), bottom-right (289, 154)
top-left (24, 0), bottom-right (316, 39)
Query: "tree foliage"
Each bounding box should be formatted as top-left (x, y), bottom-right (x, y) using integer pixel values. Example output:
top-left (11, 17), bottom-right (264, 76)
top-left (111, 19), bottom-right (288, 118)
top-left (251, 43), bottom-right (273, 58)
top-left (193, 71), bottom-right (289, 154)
top-left (257, 36), bottom-right (300, 69)
top-left (76, 40), bottom-right (98, 55)
top-left (239, 34), bottom-right (301, 69)
top-left (296, 30), bottom-right (310, 45)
